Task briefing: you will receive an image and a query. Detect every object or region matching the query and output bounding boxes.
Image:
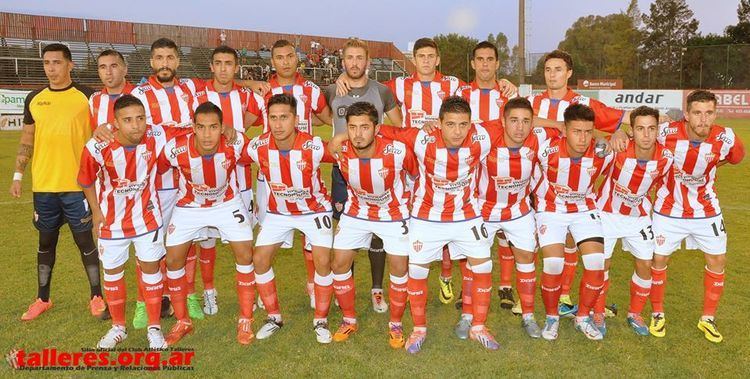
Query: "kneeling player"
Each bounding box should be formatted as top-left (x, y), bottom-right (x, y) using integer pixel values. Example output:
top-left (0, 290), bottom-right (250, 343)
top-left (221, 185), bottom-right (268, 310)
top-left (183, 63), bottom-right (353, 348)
top-left (159, 102), bottom-right (256, 345)
top-left (595, 106), bottom-right (673, 336)
top-left (328, 102), bottom-right (417, 347)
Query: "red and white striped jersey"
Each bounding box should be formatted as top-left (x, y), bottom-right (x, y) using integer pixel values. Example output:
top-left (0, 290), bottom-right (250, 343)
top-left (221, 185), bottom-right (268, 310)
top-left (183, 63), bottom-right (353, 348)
top-left (158, 133), bottom-right (252, 208)
top-left (189, 79), bottom-right (267, 192)
top-left (132, 76), bottom-right (198, 190)
top-left (457, 81), bottom-right (510, 124)
top-left (478, 127), bottom-right (551, 222)
top-left (78, 125), bottom-right (189, 239)
top-left (597, 143), bottom-right (674, 217)
top-left (385, 71), bottom-right (465, 129)
top-left (653, 121), bottom-right (745, 218)
top-left (378, 123), bottom-right (498, 222)
top-left (336, 136), bottom-right (418, 221)
top-left (535, 137), bottom-right (614, 213)
top-left (89, 82), bottom-right (136, 128)
top-left (265, 73), bottom-right (327, 134)
top-left (246, 131), bottom-right (334, 216)
top-left (528, 88), bottom-right (624, 133)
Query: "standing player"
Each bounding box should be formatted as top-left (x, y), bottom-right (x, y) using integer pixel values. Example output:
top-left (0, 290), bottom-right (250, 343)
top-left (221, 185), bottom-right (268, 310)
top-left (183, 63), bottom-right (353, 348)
top-left (325, 38), bottom-right (404, 314)
top-left (536, 104), bottom-right (613, 341)
top-left (159, 102), bottom-right (256, 346)
top-left (651, 90), bottom-right (744, 343)
top-left (328, 102), bottom-right (416, 347)
top-left (89, 49), bottom-right (136, 129)
top-left (595, 106), bottom-right (673, 336)
top-left (249, 94), bottom-right (336, 344)
top-left (11, 43), bottom-right (107, 321)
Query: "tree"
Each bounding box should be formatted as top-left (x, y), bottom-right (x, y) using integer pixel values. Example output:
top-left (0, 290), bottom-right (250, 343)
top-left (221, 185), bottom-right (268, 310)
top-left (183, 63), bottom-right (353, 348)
top-left (432, 33), bottom-right (479, 82)
top-left (626, 0), bottom-right (642, 28)
top-left (485, 32), bottom-right (513, 76)
top-left (738, 0), bottom-right (750, 22)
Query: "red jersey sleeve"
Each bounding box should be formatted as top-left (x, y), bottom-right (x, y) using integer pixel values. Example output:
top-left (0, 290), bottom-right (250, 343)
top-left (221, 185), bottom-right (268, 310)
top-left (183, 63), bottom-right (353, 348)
top-left (312, 91), bottom-right (328, 114)
top-left (725, 134), bottom-right (745, 164)
top-left (589, 99), bottom-right (624, 134)
top-left (77, 148), bottom-right (100, 188)
top-left (157, 149), bottom-right (172, 175)
top-left (403, 149), bottom-right (419, 177)
top-left (378, 124), bottom-right (419, 146)
top-left (321, 142), bottom-right (337, 163)
top-left (238, 138), bottom-right (254, 165)
top-left (163, 125), bottom-right (193, 140)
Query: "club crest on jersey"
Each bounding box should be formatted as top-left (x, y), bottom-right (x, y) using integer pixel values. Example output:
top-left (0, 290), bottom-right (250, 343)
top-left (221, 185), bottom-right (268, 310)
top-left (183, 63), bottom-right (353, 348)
top-left (221, 159), bottom-right (231, 170)
top-left (437, 90), bottom-right (446, 100)
top-left (297, 160), bottom-right (307, 171)
top-left (587, 166), bottom-right (597, 176)
top-left (525, 150), bottom-right (536, 161)
top-left (138, 150), bottom-right (152, 161)
top-left (656, 234), bottom-right (665, 246)
top-left (539, 225), bottom-right (547, 235)
top-left (302, 140), bottom-right (320, 150)
top-left (378, 168), bottom-right (390, 178)
top-left (465, 155), bottom-right (474, 166)
top-left (412, 240), bottom-right (423, 252)
top-left (648, 169), bottom-right (660, 180)
top-left (495, 98), bottom-right (505, 108)
top-left (180, 93), bottom-right (190, 103)
top-left (704, 152), bottom-right (716, 163)
top-left (168, 223), bottom-right (176, 235)
top-left (298, 94), bottom-right (308, 104)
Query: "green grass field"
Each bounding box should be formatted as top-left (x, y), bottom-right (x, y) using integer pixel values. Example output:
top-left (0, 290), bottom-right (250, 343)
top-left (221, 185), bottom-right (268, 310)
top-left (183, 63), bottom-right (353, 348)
top-left (0, 121), bottom-right (748, 377)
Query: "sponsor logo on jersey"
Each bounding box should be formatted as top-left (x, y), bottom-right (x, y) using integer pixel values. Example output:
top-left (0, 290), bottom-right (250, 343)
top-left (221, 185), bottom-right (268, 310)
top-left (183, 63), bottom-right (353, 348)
top-left (409, 109), bottom-right (426, 120)
top-left (542, 145), bottom-right (559, 158)
top-left (660, 126), bottom-right (678, 137)
top-left (112, 177), bottom-right (149, 198)
top-left (170, 145), bottom-right (188, 158)
top-left (353, 188), bottom-right (392, 205)
top-left (493, 176), bottom-right (530, 193)
top-left (192, 181), bottom-right (229, 199)
top-left (420, 135), bottom-right (436, 145)
top-left (93, 141), bottom-right (110, 154)
top-left (302, 140), bottom-right (320, 150)
top-left (269, 182), bottom-right (311, 201)
top-left (252, 137), bottom-right (269, 149)
top-left (716, 131), bottom-right (734, 145)
top-left (383, 144), bottom-right (402, 155)
top-left (472, 134), bottom-right (486, 143)
top-left (613, 182), bottom-right (645, 207)
top-left (673, 169), bottom-right (707, 186)
top-left (430, 174), bottom-right (471, 193)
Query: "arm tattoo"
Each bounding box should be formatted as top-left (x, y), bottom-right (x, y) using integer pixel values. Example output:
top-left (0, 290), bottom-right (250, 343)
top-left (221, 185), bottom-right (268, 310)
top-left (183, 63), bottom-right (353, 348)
top-left (15, 143), bottom-right (33, 172)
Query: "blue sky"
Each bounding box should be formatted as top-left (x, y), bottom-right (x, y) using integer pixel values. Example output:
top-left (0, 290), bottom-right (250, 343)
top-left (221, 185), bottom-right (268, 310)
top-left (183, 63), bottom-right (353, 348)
top-left (0, 0), bottom-right (738, 52)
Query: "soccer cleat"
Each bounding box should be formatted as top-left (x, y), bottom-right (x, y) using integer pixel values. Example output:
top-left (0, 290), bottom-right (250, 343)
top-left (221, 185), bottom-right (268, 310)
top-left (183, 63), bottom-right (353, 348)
top-left (649, 314), bottom-right (666, 338)
top-left (521, 316), bottom-right (542, 338)
top-left (438, 277), bottom-right (454, 304)
top-left (314, 321), bottom-right (332, 344)
top-left (186, 293), bottom-right (205, 320)
top-left (558, 295), bottom-right (578, 318)
top-left (203, 289), bottom-right (218, 315)
top-left (592, 313), bottom-right (607, 337)
top-left (469, 326), bottom-right (501, 351)
top-left (498, 287), bottom-right (515, 310)
top-left (454, 315), bottom-right (472, 340)
top-left (388, 323), bottom-right (406, 349)
top-left (97, 325), bottom-right (127, 348)
top-left (132, 301), bottom-right (147, 330)
top-left (256, 318), bottom-right (283, 340)
top-left (511, 300), bottom-right (522, 316)
top-left (160, 296), bottom-right (174, 318)
top-left (237, 319), bottom-right (254, 345)
top-left (574, 317), bottom-right (604, 341)
top-left (333, 321), bottom-right (358, 342)
top-left (165, 320), bottom-right (194, 346)
top-left (405, 330), bottom-right (426, 354)
top-left (371, 289), bottom-right (388, 313)
top-left (541, 316), bottom-right (560, 341)
top-left (147, 327), bottom-right (168, 349)
top-left (89, 295), bottom-right (107, 318)
top-left (627, 315), bottom-right (649, 336)
top-left (697, 319), bottom-right (723, 343)
top-left (21, 298), bottom-right (52, 321)
top-left (307, 283), bottom-right (316, 309)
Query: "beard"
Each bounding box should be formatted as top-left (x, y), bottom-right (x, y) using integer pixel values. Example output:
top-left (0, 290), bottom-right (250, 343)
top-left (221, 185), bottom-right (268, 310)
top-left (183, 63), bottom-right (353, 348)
top-left (346, 67), bottom-right (365, 80)
top-left (155, 68), bottom-right (176, 83)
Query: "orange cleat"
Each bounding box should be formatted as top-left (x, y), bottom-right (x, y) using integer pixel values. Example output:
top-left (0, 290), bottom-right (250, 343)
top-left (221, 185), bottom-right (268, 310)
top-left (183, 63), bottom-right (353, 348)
top-left (237, 319), bottom-right (254, 345)
top-left (89, 296), bottom-right (107, 318)
top-left (165, 320), bottom-right (194, 345)
top-left (21, 299), bottom-right (53, 321)
top-left (332, 321), bottom-right (358, 342)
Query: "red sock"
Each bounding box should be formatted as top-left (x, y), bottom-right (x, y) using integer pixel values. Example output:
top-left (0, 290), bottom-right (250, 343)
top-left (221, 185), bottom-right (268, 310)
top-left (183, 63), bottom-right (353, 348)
top-left (199, 246), bottom-right (217, 290)
top-left (142, 272), bottom-right (164, 327)
top-left (314, 273), bottom-right (333, 320)
top-left (702, 268), bottom-right (725, 317)
top-left (103, 274), bottom-right (127, 326)
top-left (185, 245), bottom-right (197, 294)
top-left (471, 271), bottom-right (492, 327)
top-left (515, 268), bottom-right (536, 315)
top-left (333, 271), bottom-right (356, 320)
top-left (407, 276), bottom-right (428, 328)
top-left (167, 271), bottom-right (189, 322)
top-left (629, 274), bottom-right (651, 315)
top-left (541, 272), bottom-right (562, 316)
top-left (594, 271), bottom-right (610, 314)
top-left (388, 275), bottom-right (408, 324)
top-left (498, 244), bottom-right (514, 288)
top-left (302, 240), bottom-right (315, 286)
top-left (135, 263), bottom-right (145, 302)
top-left (256, 270), bottom-right (281, 317)
top-left (459, 260), bottom-right (473, 315)
top-left (577, 269), bottom-right (604, 317)
top-left (650, 267), bottom-right (667, 314)
top-left (440, 246), bottom-right (452, 279)
top-left (561, 249), bottom-right (578, 297)
top-left (236, 268), bottom-right (256, 320)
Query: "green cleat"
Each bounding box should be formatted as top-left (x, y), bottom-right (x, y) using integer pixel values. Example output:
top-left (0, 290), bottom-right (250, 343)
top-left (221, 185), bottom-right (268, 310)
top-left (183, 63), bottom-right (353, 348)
top-left (132, 301), bottom-right (147, 330)
top-left (187, 293), bottom-right (205, 320)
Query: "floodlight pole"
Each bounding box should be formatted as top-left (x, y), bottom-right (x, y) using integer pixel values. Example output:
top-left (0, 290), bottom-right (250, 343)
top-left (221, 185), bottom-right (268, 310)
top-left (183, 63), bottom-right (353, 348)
top-left (518, 0), bottom-right (526, 84)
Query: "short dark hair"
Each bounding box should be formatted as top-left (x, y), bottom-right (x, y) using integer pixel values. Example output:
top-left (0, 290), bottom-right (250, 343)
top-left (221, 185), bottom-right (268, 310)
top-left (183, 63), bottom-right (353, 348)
top-left (472, 41), bottom-right (498, 60)
top-left (194, 101), bottom-right (223, 122)
top-left (271, 39), bottom-right (295, 55)
top-left (629, 105), bottom-right (660, 126)
top-left (113, 94), bottom-right (144, 114)
top-left (503, 97), bottom-right (534, 117)
top-left (544, 49), bottom-right (573, 71)
top-left (413, 37), bottom-right (439, 55)
top-left (212, 45), bottom-right (239, 62)
top-left (42, 43), bottom-right (72, 61)
top-left (563, 103), bottom-right (595, 124)
top-left (267, 93), bottom-right (297, 112)
top-left (686, 90), bottom-right (717, 109)
top-left (151, 38), bottom-right (179, 55)
top-left (345, 102), bottom-right (378, 125)
top-left (438, 96), bottom-right (471, 120)
top-left (97, 49), bottom-right (125, 65)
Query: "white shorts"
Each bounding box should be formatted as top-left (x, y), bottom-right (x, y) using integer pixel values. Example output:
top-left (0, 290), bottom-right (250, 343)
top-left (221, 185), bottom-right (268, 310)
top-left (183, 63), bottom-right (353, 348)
top-left (652, 213), bottom-right (727, 256)
top-left (409, 217), bottom-right (491, 265)
top-left (332, 215), bottom-right (410, 256)
top-left (255, 212), bottom-right (333, 249)
top-left (255, 174), bottom-right (269, 226)
top-left (158, 189), bottom-right (179, 229)
top-left (166, 198), bottom-right (253, 247)
top-left (484, 212), bottom-right (538, 253)
top-left (600, 212), bottom-right (654, 260)
top-left (240, 189), bottom-right (257, 229)
top-left (535, 210), bottom-right (603, 248)
top-left (98, 228), bottom-right (166, 270)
